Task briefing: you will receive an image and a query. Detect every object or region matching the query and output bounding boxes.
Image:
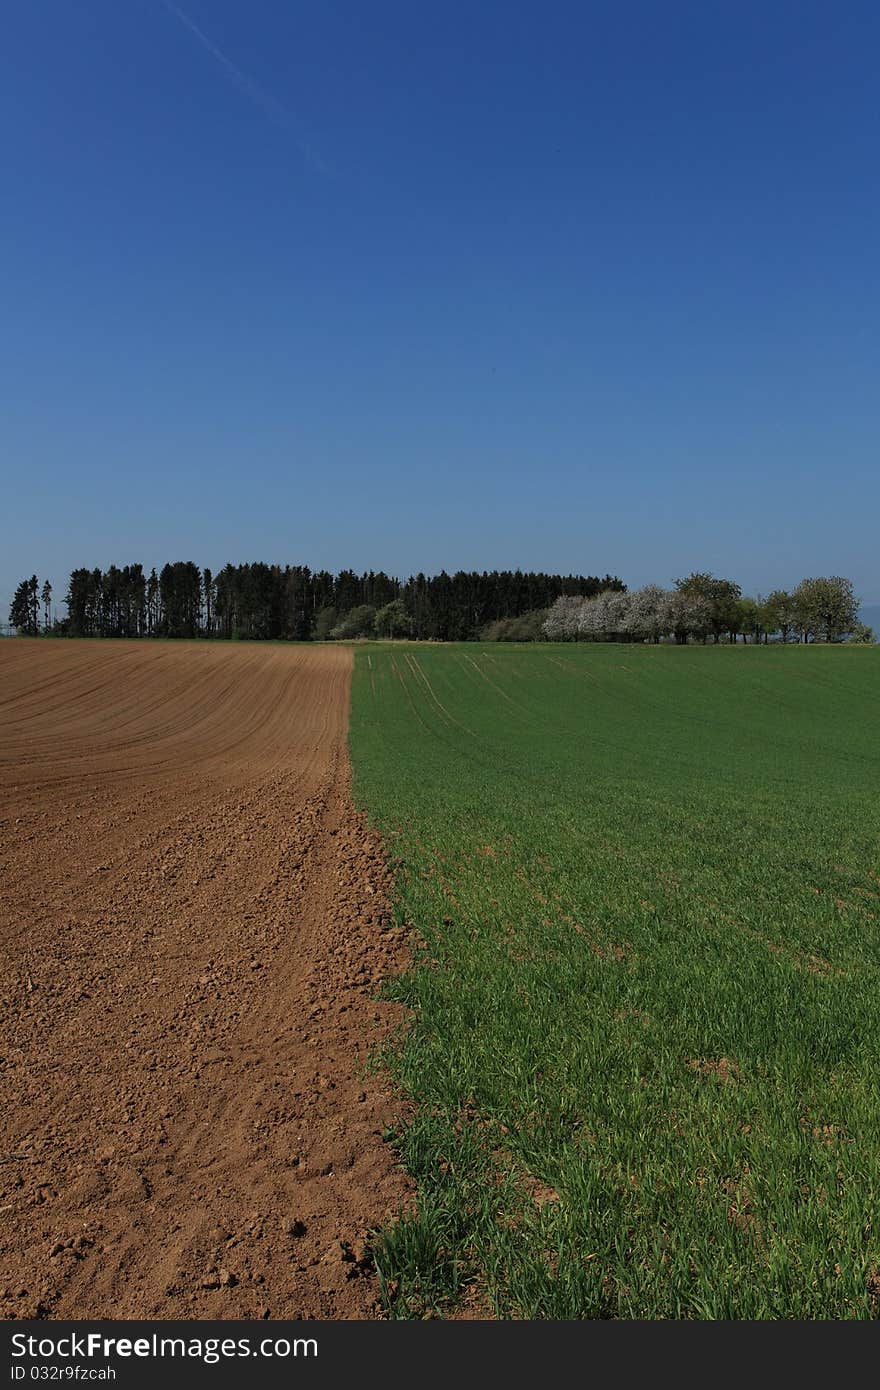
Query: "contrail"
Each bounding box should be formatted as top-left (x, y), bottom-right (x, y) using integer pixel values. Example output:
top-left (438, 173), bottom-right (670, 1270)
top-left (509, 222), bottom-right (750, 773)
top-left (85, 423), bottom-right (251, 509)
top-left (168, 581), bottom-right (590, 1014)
top-left (162, 1), bottom-right (326, 171)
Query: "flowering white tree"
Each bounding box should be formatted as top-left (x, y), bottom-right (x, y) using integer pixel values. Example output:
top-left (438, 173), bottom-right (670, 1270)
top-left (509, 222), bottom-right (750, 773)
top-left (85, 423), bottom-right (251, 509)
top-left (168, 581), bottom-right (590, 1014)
top-left (624, 585), bottom-right (668, 642)
top-left (542, 595), bottom-right (587, 639)
top-left (666, 590), bottom-right (713, 644)
top-left (578, 589), bottom-right (631, 640)
top-left (791, 576), bottom-right (859, 643)
top-left (574, 595), bottom-right (602, 639)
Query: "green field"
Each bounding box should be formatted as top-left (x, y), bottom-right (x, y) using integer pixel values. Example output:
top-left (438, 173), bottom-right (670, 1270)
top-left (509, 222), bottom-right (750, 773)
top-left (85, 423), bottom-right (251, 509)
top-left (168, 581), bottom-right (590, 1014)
top-left (349, 643), bottom-right (880, 1318)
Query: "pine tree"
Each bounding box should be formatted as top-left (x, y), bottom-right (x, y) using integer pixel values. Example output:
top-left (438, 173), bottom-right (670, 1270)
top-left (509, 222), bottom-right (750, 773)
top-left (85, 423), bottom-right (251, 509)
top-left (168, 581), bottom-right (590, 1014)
top-left (41, 580), bottom-right (52, 633)
top-left (9, 579), bottom-right (35, 634)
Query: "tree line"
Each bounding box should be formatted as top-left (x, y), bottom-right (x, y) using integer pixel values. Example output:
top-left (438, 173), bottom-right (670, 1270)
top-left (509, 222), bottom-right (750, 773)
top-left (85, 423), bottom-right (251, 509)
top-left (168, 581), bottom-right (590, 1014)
top-left (8, 563), bottom-right (622, 642)
top-left (543, 574), bottom-right (873, 644)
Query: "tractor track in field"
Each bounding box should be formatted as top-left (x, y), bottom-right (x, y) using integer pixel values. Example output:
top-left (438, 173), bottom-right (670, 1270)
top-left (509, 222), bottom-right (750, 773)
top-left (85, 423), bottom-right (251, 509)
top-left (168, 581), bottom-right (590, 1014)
top-left (0, 641), bottom-right (412, 1320)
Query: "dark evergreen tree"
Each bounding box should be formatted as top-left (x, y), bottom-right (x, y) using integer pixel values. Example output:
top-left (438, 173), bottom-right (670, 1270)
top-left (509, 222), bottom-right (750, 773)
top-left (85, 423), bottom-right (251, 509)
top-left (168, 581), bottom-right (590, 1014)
top-left (10, 578), bottom-right (38, 635)
top-left (203, 568), bottom-right (214, 637)
top-left (159, 562), bottom-right (202, 637)
top-left (41, 580), bottom-right (52, 633)
top-left (90, 569), bottom-right (104, 636)
top-left (66, 569), bottom-right (92, 636)
top-left (146, 568), bottom-right (160, 636)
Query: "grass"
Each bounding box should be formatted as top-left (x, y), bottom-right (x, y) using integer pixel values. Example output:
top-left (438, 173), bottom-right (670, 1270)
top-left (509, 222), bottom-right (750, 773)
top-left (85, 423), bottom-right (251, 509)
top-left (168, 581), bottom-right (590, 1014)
top-left (349, 642), bottom-right (880, 1319)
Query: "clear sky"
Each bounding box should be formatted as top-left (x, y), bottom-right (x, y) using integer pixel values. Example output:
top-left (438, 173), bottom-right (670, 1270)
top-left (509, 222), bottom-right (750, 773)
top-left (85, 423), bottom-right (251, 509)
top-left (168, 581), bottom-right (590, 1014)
top-left (3, 1), bottom-right (878, 618)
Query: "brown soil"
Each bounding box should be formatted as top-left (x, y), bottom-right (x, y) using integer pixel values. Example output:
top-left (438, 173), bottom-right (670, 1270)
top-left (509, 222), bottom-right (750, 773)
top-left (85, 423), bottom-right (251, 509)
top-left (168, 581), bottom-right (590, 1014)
top-left (0, 640), bottom-right (412, 1320)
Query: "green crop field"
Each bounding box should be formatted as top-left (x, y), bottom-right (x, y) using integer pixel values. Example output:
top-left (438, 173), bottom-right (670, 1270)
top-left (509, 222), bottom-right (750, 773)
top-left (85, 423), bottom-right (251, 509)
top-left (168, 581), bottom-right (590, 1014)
top-left (349, 642), bottom-right (880, 1319)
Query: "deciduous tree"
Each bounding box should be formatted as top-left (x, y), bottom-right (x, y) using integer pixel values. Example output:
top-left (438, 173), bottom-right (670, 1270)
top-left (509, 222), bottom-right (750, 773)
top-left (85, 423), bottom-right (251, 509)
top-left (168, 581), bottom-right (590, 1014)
top-left (761, 590), bottom-right (795, 643)
top-left (791, 577), bottom-right (858, 643)
top-left (374, 598), bottom-right (411, 639)
top-left (675, 573), bottom-right (742, 642)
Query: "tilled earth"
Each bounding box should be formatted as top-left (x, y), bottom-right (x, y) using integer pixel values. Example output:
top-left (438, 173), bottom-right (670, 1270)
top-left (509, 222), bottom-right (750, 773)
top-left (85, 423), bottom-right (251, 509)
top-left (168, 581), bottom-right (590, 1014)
top-left (0, 641), bottom-right (412, 1319)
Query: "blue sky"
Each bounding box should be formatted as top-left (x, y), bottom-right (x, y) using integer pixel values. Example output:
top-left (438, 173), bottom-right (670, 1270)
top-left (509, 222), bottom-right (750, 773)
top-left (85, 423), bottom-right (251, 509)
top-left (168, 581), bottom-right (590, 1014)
top-left (2, 1), bottom-right (878, 617)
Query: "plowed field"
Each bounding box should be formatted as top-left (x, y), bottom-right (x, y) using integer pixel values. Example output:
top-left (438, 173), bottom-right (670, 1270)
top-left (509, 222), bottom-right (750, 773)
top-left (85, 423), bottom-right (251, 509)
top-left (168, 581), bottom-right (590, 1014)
top-left (0, 641), bottom-right (410, 1320)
